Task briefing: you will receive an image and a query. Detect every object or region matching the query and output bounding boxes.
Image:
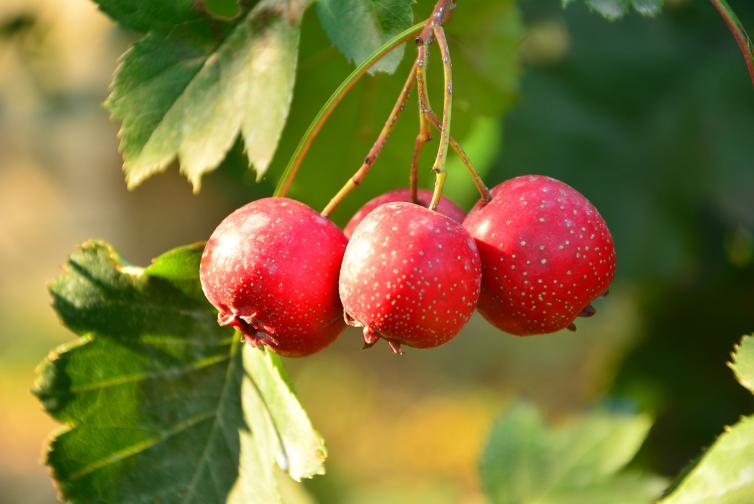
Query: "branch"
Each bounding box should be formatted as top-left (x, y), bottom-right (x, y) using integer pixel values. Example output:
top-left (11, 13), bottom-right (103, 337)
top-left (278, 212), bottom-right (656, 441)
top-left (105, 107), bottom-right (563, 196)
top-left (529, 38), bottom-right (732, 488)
top-left (711, 0), bottom-right (754, 87)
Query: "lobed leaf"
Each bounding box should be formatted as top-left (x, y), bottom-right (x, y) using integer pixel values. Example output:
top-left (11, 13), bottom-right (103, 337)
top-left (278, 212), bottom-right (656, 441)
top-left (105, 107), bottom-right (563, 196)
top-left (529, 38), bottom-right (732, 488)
top-left (479, 401), bottom-right (665, 504)
top-left (33, 241), bottom-right (325, 503)
top-left (316, 0), bottom-right (414, 74)
top-left (105, 0), bottom-right (307, 192)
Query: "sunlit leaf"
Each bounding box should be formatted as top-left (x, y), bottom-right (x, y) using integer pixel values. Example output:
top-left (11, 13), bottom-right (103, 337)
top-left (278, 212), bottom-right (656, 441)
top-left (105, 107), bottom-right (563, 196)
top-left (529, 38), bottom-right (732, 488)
top-left (731, 333), bottom-right (754, 397)
top-left (105, 0), bottom-right (308, 191)
top-left (33, 241), bottom-right (325, 503)
top-left (479, 401), bottom-right (665, 504)
top-left (661, 334), bottom-right (754, 504)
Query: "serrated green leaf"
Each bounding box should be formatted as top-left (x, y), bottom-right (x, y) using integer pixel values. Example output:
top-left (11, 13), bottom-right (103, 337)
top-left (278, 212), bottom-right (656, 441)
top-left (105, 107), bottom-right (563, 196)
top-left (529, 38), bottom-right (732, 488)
top-left (661, 334), bottom-right (754, 503)
top-left (661, 416), bottom-right (754, 504)
top-left (731, 334), bottom-right (754, 394)
top-left (107, 0), bottom-right (307, 192)
top-left (562, 0), bottom-right (662, 20)
top-left (33, 241), bottom-right (325, 503)
top-left (316, 0), bottom-right (414, 74)
top-left (479, 401), bottom-right (665, 504)
top-left (93, 0), bottom-right (204, 33)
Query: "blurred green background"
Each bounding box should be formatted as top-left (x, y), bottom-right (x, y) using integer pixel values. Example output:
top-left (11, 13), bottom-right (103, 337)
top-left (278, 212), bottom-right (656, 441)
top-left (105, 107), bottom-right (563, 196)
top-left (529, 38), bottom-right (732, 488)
top-left (1, 0), bottom-right (753, 502)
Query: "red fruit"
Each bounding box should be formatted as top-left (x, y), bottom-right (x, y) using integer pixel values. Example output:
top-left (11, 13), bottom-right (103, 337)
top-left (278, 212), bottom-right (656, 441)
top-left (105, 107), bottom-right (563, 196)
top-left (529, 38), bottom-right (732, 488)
top-left (339, 202), bottom-right (481, 353)
top-left (463, 175), bottom-right (615, 335)
top-left (344, 188), bottom-right (465, 238)
top-left (200, 197), bottom-right (347, 357)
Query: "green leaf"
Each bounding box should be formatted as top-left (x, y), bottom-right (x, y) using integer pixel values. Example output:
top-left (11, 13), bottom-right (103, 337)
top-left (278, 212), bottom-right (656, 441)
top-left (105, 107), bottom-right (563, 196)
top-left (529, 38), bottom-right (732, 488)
top-left (660, 416), bottom-right (754, 504)
top-left (33, 241), bottom-right (325, 503)
top-left (316, 0), bottom-right (414, 74)
top-left (479, 401), bottom-right (665, 504)
top-left (731, 334), bottom-right (754, 394)
top-left (93, 0), bottom-right (204, 33)
top-left (562, 0), bottom-right (662, 20)
top-left (661, 334), bottom-right (754, 504)
top-left (106, 0), bottom-right (307, 192)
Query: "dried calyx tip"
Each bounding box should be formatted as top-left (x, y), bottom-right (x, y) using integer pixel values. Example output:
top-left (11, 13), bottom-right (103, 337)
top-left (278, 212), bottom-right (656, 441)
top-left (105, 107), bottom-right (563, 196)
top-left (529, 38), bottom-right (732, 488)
top-left (388, 340), bottom-right (404, 355)
top-left (217, 311), bottom-right (279, 347)
top-left (579, 304), bottom-right (597, 318)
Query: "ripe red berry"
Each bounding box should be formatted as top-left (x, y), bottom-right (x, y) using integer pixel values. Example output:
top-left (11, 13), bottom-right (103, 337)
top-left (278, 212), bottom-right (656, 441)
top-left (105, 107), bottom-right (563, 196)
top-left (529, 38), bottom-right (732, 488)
top-left (339, 202), bottom-right (481, 353)
top-left (463, 175), bottom-right (615, 335)
top-left (200, 197), bottom-right (347, 357)
top-left (343, 188), bottom-right (465, 238)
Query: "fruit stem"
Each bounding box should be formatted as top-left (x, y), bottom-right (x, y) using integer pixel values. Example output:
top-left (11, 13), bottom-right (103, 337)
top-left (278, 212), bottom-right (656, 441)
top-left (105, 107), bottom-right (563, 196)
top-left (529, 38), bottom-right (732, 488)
top-left (274, 21), bottom-right (426, 197)
top-left (710, 0), bottom-right (754, 87)
top-left (428, 25), bottom-right (452, 211)
top-left (409, 133), bottom-right (427, 204)
top-left (320, 66), bottom-right (418, 217)
top-left (427, 112), bottom-right (492, 204)
top-left (412, 34), bottom-right (433, 205)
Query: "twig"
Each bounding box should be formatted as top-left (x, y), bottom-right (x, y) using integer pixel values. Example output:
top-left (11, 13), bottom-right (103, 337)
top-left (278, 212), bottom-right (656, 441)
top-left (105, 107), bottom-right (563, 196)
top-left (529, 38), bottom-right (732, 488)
top-left (321, 66), bottom-right (417, 217)
top-left (428, 25), bottom-right (452, 211)
top-left (274, 21), bottom-right (425, 197)
top-left (710, 0), bottom-right (754, 87)
top-left (425, 111), bottom-right (492, 204)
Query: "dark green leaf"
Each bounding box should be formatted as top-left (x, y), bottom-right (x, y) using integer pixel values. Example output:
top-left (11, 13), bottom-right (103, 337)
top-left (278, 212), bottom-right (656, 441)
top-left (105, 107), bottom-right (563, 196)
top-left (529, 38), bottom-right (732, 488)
top-left (93, 0), bottom-right (205, 34)
top-left (661, 335), bottom-right (754, 503)
top-left (106, 0), bottom-right (308, 192)
top-left (316, 0), bottom-right (414, 74)
top-left (33, 241), bottom-right (325, 503)
top-left (562, 0), bottom-right (662, 20)
top-left (205, 0), bottom-right (242, 19)
top-left (479, 401), bottom-right (665, 504)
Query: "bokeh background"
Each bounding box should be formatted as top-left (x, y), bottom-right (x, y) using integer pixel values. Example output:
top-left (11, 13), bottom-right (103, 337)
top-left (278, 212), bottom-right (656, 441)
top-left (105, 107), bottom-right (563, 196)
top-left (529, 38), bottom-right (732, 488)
top-left (1, 0), bottom-right (753, 502)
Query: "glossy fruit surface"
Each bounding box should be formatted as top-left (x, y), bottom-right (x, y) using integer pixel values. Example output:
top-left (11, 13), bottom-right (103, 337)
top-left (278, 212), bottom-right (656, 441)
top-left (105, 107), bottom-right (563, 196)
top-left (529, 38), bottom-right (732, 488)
top-left (340, 202), bottom-right (481, 353)
top-left (200, 197), bottom-right (347, 357)
top-left (463, 175), bottom-right (615, 335)
top-left (343, 188), bottom-right (465, 238)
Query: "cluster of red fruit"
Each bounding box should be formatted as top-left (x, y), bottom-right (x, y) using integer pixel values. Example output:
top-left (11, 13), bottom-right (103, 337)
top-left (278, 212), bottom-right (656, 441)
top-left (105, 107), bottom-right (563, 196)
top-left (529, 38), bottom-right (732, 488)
top-left (199, 175), bottom-right (616, 357)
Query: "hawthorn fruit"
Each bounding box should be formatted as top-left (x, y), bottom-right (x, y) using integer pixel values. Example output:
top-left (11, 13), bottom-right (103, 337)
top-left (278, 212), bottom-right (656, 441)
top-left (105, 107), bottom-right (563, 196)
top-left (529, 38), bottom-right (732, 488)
top-left (339, 202), bottom-right (481, 354)
top-left (200, 197), bottom-right (347, 357)
top-left (463, 175), bottom-right (615, 335)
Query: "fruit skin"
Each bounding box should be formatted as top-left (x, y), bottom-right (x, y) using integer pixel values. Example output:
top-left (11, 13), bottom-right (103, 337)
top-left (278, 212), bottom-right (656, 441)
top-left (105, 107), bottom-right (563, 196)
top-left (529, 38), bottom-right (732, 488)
top-left (343, 188), bottom-right (465, 238)
top-left (339, 202), bottom-right (482, 353)
top-left (463, 175), bottom-right (615, 335)
top-left (200, 197), bottom-right (347, 357)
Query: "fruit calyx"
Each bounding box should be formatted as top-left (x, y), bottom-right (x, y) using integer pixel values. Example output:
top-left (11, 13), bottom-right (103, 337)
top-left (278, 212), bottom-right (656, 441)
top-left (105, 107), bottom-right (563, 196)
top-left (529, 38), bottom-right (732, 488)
top-left (344, 311), bottom-right (405, 355)
top-left (217, 311), bottom-right (280, 349)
